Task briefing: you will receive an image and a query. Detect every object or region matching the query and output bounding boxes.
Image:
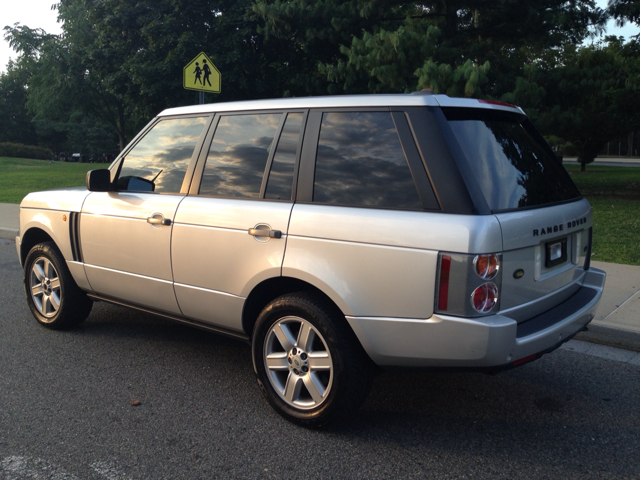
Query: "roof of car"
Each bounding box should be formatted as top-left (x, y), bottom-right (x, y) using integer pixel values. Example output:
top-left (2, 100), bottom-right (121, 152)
top-left (159, 94), bottom-right (525, 117)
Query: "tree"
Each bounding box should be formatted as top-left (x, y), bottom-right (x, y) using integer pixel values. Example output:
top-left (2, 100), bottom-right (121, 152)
top-left (511, 38), bottom-right (640, 171)
top-left (608, 0), bottom-right (640, 31)
top-left (0, 60), bottom-right (37, 145)
top-left (5, 0), bottom-right (302, 151)
top-left (253, 0), bottom-right (607, 96)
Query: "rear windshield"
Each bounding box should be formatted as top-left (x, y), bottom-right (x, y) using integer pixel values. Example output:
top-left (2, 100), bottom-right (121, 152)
top-left (444, 108), bottom-right (581, 212)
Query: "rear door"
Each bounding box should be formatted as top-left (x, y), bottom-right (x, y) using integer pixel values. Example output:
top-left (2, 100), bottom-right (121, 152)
top-left (171, 111), bottom-right (305, 332)
top-left (80, 115), bottom-right (210, 314)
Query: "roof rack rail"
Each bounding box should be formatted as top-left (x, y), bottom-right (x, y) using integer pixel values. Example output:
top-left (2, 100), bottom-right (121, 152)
top-left (411, 88), bottom-right (434, 95)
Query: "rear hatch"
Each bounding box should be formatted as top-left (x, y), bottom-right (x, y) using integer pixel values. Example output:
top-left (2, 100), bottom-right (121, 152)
top-left (443, 105), bottom-right (590, 321)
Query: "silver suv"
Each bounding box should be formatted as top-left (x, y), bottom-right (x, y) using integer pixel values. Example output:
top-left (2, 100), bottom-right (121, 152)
top-left (16, 94), bottom-right (606, 426)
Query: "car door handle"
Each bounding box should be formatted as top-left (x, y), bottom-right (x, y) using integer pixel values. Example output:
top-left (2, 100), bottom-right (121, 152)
top-left (248, 228), bottom-right (282, 239)
top-left (147, 215), bottom-right (172, 226)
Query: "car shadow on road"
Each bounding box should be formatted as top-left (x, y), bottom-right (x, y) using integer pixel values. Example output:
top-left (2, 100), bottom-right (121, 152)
top-left (61, 302), bottom-right (639, 477)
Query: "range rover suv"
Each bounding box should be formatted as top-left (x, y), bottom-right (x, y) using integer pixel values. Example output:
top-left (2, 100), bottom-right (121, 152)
top-left (16, 93), bottom-right (606, 426)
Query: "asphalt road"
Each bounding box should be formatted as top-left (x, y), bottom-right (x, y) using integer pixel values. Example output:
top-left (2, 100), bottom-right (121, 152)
top-left (1, 240), bottom-right (639, 479)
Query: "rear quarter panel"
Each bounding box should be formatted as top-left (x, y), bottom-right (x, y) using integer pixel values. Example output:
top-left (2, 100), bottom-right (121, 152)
top-left (283, 204), bottom-right (502, 318)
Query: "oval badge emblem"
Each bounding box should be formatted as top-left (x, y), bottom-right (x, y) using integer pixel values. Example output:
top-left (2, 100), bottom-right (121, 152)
top-left (513, 269), bottom-right (525, 279)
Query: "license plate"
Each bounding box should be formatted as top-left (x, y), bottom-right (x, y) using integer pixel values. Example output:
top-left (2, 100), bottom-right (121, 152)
top-left (545, 238), bottom-right (567, 268)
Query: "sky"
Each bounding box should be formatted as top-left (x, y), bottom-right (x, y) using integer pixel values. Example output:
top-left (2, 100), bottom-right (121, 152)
top-left (1, 0), bottom-right (62, 72)
top-left (1, 0), bottom-right (639, 74)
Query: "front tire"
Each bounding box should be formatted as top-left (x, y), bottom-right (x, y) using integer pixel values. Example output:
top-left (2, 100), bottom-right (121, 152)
top-left (252, 292), bottom-right (373, 427)
top-left (24, 242), bottom-right (93, 329)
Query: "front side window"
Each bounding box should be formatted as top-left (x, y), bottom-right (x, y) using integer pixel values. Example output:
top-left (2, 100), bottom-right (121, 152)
top-left (117, 117), bottom-right (208, 194)
top-left (199, 114), bottom-right (282, 198)
top-left (313, 112), bottom-right (422, 210)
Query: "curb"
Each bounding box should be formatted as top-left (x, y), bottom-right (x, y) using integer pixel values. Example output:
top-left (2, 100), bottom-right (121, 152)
top-left (575, 324), bottom-right (640, 353)
top-left (0, 228), bottom-right (18, 240)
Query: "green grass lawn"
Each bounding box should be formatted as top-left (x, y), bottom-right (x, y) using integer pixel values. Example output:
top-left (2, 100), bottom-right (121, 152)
top-left (0, 157), bottom-right (98, 204)
top-left (564, 163), bottom-right (640, 199)
top-left (563, 163), bottom-right (640, 265)
top-left (589, 198), bottom-right (640, 266)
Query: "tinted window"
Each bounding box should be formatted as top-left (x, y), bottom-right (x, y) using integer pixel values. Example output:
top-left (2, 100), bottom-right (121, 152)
top-left (445, 109), bottom-right (581, 212)
top-left (117, 117), bottom-right (207, 194)
top-left (200, 114), bottom-right (281, 198)
top-left (313, 112), bottom-right (421, 210)
top-left (265, 113), bottom-right (303, 201)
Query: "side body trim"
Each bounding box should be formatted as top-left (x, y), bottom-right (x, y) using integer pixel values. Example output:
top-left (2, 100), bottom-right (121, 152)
top-left (86, 293), bottom-right (250, 343)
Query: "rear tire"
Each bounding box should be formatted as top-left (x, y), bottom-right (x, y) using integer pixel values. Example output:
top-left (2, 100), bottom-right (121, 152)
top-left (252, 292), bottom-right (374, 427)
top-left (24, 242), bottom-right (93, 329)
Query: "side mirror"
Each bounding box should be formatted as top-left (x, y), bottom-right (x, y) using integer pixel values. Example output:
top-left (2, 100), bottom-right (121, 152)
top-left (86, 169), bottom-right (112, 192)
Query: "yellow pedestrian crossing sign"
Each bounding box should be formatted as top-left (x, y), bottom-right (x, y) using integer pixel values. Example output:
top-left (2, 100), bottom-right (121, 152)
top-left (183, 52), bottom-right (221, 93)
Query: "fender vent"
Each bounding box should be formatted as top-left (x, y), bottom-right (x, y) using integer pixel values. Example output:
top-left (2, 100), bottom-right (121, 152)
top-left (69, 212), bottom-right (83, 263)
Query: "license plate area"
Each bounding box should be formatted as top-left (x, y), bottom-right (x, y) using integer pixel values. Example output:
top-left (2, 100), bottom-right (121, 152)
top-left (545, 238), bottom-right (567, 268)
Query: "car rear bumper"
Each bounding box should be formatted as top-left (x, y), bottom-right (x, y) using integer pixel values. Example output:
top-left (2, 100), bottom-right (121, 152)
top-left (346, 267), bottom-right (606, 368)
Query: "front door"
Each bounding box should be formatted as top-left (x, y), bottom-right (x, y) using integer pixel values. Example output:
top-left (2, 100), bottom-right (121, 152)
top-left (80, 115), bottom-right (210, 314)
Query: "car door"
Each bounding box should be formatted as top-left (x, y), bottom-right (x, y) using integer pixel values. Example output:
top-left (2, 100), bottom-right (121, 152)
top-left (80, 115), bottom-right (211, 315)
top-left (171, 111), bottom-right (306, 332)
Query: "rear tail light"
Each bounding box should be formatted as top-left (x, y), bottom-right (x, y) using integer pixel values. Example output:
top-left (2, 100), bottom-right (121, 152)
top-left (436, 252), bottom-right (502, 317)
top-left (474, 254), bottom-right (499, 279)
top-left (438, 255), bottom-right (451, 311)
top-left (471, 283), bottom-right (499, 313)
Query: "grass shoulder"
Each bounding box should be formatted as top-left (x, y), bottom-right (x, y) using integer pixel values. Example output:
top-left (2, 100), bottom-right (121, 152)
top-left (562, 164), bottom-right (640, 265)
top-left (588, 198), bottom-right (640, 266)
top-left (0, 157), bottom-right (98, 204)
top-left (563, 163), bottom-right (640, 200)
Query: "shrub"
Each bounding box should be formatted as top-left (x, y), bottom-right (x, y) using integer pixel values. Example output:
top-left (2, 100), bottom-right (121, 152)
top-left (0, 142), bottom-right (53, 160)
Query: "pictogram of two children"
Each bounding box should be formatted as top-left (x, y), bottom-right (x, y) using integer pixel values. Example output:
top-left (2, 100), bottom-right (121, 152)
top-left (193, 59), bottom-right (212, 86)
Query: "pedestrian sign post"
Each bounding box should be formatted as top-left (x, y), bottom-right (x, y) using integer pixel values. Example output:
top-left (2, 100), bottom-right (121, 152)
top-left (183, 52), bottom-right (221, 95)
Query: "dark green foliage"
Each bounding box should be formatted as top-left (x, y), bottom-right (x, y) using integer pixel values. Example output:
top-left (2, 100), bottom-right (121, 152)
top-left (0, 61), bottom-right (38, 145)
top-left (608, 0), bottom-right (640, 30)
top-left (255, 0), bottom-right (606, 96)
top-left (510, 38), bottom-right (640, 171)
top-left (5, 0), bottom-right (298, 152)
top-left (0, 143), bottom-right (53, 160)
top-left (0, 0), bottom-right (636, 165)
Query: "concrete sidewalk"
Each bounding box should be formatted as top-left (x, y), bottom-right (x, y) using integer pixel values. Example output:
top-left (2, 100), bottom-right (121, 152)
top-left (1, 202), bottom-right (639, 351)
top-left (0, 203), bottom-right (19, 240)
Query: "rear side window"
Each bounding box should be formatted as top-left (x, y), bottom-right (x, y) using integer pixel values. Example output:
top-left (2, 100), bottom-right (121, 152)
top-left (200, 114), bottom-right (281, 198)
top-left (445, 109), bottom-right (580, 212)
top-left (117, 117), bottom-right (208, 194)
top-left (313, 112), bottom-right (422, 210)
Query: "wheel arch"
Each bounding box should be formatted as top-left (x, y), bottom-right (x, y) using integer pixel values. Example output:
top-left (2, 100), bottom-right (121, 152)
top-left (242, 277), bottom-right (352, 339)
top-left (20, 227), bottom-right (56, 266)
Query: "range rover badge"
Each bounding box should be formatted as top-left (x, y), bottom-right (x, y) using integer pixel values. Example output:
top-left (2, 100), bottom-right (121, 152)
top-left (513, 269), bottom-right (525, 279)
